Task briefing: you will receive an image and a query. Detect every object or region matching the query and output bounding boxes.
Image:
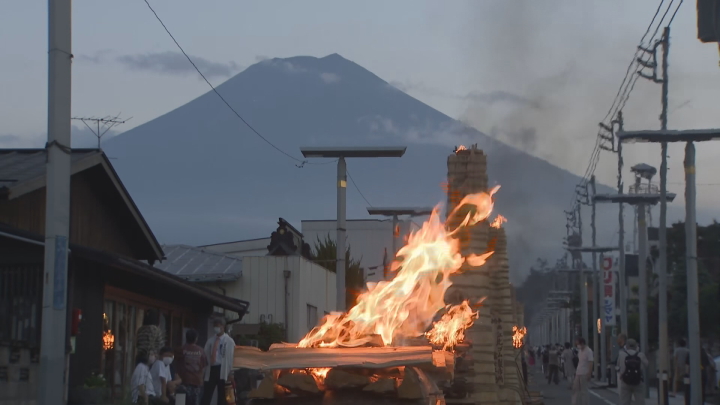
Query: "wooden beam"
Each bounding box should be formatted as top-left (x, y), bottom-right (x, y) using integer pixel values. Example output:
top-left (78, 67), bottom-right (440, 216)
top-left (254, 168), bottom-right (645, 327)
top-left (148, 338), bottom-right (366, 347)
top-left (234, 345), bottom-right (443, 371)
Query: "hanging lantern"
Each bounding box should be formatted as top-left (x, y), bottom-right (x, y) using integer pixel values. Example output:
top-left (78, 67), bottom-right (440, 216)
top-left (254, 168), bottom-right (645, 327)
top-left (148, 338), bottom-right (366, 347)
top-left (103, 330), bottom-right (115, 350)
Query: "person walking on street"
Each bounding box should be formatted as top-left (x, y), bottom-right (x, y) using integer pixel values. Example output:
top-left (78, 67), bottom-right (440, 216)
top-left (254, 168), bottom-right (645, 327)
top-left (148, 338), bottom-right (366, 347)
top-left (672, 338), bottom-right (690, 397)
top-left (542, 345), bottom-right (550, 378)
top-left (548, 345), bottom-right (560, 385)
top-left (176, 329), bottom-right (207, 405)
top-left (617, 338), bottom-right (648, 405)
top-left (572, 337), bottom-right (594, 405)
top-left (201, 318), bottom-right (235, 405)
top-left (562, 342), bottom-right (576, 389)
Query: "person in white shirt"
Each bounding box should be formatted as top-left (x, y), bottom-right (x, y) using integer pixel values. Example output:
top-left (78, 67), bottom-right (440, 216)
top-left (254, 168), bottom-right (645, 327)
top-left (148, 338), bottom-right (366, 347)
top-left (131, 352), bottom-right (158, 404)
top-left (201, 317), bottom-right (236, 405)
top-left (150, 346), bottom-right (174, 403)
top-left (562, 342), bottom-right (577, 389)
top-left (617, 338), bottom-right (649, 405)
top-left (572, 337), bottom-right (594, 405)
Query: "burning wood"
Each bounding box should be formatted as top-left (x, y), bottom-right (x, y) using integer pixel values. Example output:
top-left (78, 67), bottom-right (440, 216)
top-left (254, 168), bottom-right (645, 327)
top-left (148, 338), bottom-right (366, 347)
top-left (243, 186), bottom-right (504, 404)
top-left (233, 345), bottom-right (452, 371)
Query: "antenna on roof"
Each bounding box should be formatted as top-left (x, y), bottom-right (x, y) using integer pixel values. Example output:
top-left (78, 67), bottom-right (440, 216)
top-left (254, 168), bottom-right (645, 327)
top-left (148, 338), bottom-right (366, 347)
top-left (71, 114), bottom-right (132, 149)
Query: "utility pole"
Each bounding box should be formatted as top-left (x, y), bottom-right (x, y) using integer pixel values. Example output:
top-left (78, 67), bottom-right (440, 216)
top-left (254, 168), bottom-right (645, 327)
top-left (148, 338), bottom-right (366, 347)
top-left (577, 203), bottom-right (588, 341)
top-left (590, 175), bottom-right (600, 381)
top-left (616, 112), bottom-right (629, 335)
top-left (657, 26), bottom-right (671, 405)
top-left (39, 1), bottom-right (72, 404)
top-left (71, 116), bottom-right (130, 148)
top-left (684, 143), bottom-right (701, 405)
top-left (615, 128), bottom-right (720, 405)
top-left (300, 147), bottom-right (406, 311)
top-left (636, 174), bottom-right (650, 398)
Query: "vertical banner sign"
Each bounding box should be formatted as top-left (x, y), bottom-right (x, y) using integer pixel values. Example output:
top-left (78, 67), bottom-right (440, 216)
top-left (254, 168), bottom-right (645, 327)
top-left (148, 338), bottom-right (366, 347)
top-left (53, 235), bottom-right (68, 310)
top-left (601, 256), bottom-right (616, 326)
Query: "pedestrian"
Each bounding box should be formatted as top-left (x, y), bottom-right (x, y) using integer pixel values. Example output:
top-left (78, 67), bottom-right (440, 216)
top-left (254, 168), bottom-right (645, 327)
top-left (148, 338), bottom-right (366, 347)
top-left (201, 317), bottom-right (236, 405)
top-left (137, 309), bottom-right (165, 359)
top-left (617, 338), bottom-right (648, 405)
top-left (548, 345), bottom-right (560, 385)
top-left (131, 351), bottom-right (159, 405)
top-left (572, 337), bottom-right (594, 405)
top-left (150, 346), bottom-right (175, 404)
top-left (562, 342), bottom-right (576, 389)
top-left (683, 343), bottom-right (711, 405)
top-left (542, 345), bottom-right (550, 378)
top-left (176, 329), bottom-right (208, 405)
top-left (672, 338), bottom-right (689, 397)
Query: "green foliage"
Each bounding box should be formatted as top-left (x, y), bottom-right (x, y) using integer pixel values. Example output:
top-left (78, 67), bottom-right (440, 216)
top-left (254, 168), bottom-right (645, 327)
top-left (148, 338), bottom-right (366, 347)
top-left (312, 234), bottom-right (364, 309)
top-left (236, 322), bottom-right (286, 351)
top-left (83, 372), bottom-right (107, 388)
top-left (664, 221), bottom-right (720, 340)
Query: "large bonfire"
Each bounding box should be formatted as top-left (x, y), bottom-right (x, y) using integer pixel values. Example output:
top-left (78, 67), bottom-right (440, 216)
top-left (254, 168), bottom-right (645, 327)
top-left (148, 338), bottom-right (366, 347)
top-left (298, 185), bottom-right (502, 350)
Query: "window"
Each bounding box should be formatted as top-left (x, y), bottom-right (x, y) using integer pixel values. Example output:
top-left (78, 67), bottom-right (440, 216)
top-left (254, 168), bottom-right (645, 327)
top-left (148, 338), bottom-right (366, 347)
top-left (306, 305), bottom-right (318, 331)
top-left (0, 264), bottom-right (43, 347)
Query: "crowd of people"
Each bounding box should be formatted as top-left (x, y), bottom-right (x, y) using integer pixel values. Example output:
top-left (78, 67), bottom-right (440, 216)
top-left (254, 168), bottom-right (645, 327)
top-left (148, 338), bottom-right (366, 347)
top-left (528, 334), bottom-right (717, 405)
top-left (129, 310), bottom-right (237, 405)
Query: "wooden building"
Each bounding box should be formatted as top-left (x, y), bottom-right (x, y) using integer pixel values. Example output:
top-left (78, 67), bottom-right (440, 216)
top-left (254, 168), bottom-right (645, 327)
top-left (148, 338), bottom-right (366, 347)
top-left (0, 149), bottom-right (249, 404)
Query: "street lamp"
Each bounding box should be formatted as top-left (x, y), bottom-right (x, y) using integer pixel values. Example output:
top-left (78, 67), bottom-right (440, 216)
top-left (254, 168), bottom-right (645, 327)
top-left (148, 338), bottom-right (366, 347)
top-left (300, 146), bottom-right (406, 311)
top-left (366, 207), bottom-right (433, 280)
top-left (618, 128), bottom-right (720, 405)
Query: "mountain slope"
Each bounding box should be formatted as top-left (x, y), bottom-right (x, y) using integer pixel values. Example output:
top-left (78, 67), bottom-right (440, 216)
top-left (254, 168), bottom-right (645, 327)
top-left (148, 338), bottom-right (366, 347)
top-left (104, 53), bottom-right (613, 282)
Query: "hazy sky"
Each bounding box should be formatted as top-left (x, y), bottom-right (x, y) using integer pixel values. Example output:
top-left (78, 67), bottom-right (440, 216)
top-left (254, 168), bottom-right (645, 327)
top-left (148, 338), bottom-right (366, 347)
top-left (2, 1), bottom-right (719, 234)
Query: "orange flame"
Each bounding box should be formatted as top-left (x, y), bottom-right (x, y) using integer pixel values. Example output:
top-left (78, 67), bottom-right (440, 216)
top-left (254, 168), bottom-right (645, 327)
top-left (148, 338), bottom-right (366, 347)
top-left (512, 326), bottom-right (527, 348)
top-left (425, 299), bottom-right (482, 349)
top-left (298, 187), bottom-right (499, 348)
top-left (490, 214), bottom-right (507, 229)
top-left (455, 145), bottom-right (467, 153)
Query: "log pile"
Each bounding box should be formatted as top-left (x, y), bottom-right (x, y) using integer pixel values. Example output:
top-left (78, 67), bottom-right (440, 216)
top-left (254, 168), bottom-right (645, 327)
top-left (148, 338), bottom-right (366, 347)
top-left (445, 145), bottom-right (500, 405)
top-left (236, 345), bottom-right (452, 404)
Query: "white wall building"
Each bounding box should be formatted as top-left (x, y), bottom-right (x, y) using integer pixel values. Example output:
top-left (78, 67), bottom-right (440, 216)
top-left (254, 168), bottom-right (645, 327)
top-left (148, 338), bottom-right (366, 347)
top-left (301, 219), bottom-right (421, 284)
top-left (157, 219), bottom-right (336, 343)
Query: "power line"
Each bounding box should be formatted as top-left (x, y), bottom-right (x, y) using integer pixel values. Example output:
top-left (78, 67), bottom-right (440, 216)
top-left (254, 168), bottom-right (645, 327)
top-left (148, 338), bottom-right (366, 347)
top-left (346, 167), bottom-right (373, 207)
top-left (567, 0), bottom-right (683, 213)
top-left (141, 0), bottom-right (324, 167)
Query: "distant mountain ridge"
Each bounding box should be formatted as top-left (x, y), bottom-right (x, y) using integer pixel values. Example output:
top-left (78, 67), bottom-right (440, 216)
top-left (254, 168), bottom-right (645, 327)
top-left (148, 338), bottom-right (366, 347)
top-left (104, 53), bottom-right (615, 283)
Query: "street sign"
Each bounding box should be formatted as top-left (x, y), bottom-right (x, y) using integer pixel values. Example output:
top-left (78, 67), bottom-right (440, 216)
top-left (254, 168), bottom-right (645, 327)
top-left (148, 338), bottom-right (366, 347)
top-left (601, 256), bottom-right (616, 326)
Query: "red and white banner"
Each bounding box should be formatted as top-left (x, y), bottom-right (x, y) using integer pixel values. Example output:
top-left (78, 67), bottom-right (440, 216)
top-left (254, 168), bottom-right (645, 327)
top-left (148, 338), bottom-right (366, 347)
top-left (601, 256), bottom-right (616, 326)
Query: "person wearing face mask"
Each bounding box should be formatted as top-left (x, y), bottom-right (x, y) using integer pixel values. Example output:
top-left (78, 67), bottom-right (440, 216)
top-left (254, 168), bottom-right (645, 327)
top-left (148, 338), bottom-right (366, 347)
top-left (131, 351), bottom-right (159, 404)
top-left (151, 346), bottom-right (175, 403)
top-left (201, 318), bottom-right (236, 405)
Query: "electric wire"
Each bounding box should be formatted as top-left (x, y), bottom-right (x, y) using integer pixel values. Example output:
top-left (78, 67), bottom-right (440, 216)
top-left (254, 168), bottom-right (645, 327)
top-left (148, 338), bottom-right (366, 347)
top-left (346, 168), bottom-right (373, 207)
top-left (141, 0), bottom-right (326, 167)
top-left (566, 0), bottom-right (682, 216)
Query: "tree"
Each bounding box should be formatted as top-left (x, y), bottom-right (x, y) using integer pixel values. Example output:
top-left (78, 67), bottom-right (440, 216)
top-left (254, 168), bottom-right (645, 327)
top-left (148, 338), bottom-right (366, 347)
top-left (235, 322), bottom-right (286, 351)
top-left (312, 234), bottom-right (364, 310)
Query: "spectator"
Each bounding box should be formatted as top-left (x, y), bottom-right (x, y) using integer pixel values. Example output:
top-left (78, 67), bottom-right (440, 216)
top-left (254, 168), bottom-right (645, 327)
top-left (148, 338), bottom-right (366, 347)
top-left (562, 342), bottom-right (576, 389)
top-left (150, 346), bottom-right (174, 403)
top-left (548, 345), bottom-right (560, 385)
top-left (672, 338), bottom-right (689, 397)
top-left (176, 329), bottom-right (208, 405)
top-left (617, 338), bottom-right (648, 405)
top-left (201, 318), bottom-right (236, 405)
top-left (572, 337), bottom-right (593, 405)
top-left (137, 309), bottom-right (165, 359)
top-left (131, 351), bottom-right (158, 405)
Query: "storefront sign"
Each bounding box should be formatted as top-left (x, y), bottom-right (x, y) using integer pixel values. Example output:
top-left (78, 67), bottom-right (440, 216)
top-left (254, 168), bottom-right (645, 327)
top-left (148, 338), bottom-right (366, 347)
top-left (601, 256), bottom-right (616, 326)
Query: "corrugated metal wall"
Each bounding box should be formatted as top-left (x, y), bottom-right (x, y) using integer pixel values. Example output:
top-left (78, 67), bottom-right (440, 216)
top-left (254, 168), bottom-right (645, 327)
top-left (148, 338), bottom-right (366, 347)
top-left (220, 256), bottom-right (336, 343)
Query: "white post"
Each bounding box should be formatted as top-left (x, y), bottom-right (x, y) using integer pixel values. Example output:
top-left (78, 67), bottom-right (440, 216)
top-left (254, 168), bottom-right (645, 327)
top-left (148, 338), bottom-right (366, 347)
top-left (336, 157), bottom-right (347, 311)
top-left (684, 142), bottom-right (702, 405)
top-left (39, 0), bottom-right (73, 404)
